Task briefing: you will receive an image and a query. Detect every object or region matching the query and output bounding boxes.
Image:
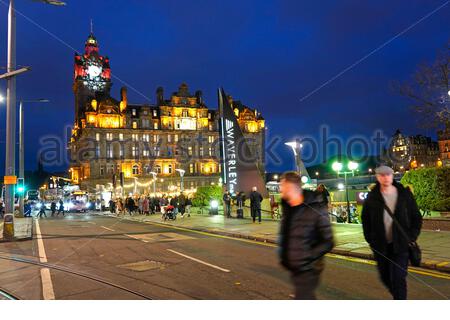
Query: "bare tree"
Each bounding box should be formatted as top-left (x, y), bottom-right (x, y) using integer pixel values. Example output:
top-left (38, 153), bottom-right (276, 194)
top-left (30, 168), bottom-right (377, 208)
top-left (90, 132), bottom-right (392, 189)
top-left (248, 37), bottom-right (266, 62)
top-left (398, 42), bottom-right (449, 129)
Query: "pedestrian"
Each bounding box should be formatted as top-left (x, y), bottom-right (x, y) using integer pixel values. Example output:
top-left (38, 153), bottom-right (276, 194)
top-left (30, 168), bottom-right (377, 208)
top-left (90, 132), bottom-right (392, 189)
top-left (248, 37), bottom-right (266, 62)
top-left (362, 165), bottom-right (422, 300)
top-left (170, 195), bottom-right (178, 216)
top-left (223, 191), bottom-right (232, 218)
top-left (101, 198), bottom-right (106, 211)
top-left (109, 199), bottom-right (115, 214)
top-left (236, 191), bottom-right (245, 219)
top-left (0, 201), bottom-right (4, 219)
top-left (315, 184), bottom-right (330, 211)
top-left (127, 197), bottom-right (136, 215)
top-left (117, 198), bottom-right (124, 215)
top-left (143, 196), bottom-right (150, 215)
top-left (138, 196), bottom-right (144, 214)
top-left (185, 196), bottom-right (192, 217)
top-left (24, 200), bottom-right (32, 217)
top-left (38, 201), bottom-right (47, 218)
top-left (57, 199), bottom-right (65, 216)
top-left (249, 186), bottom-right (263, 223)
top-left (50, 201), bottom-right (57, 217)
top-left (278, 171), bottom-right (334, 300)
top-left (178, 192), bottom-right (186, 217)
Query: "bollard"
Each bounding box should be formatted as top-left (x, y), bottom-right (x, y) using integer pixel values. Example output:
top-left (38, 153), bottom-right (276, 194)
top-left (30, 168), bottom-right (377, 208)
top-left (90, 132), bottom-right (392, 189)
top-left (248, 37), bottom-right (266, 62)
top-left (3, 213), bottom-right (14, 241)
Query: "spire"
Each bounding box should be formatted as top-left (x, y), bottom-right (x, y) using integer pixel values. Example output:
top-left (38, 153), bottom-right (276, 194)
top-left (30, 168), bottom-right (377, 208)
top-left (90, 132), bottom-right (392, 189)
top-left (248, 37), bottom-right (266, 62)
top-left (90, 18), bottom-right (93, 35)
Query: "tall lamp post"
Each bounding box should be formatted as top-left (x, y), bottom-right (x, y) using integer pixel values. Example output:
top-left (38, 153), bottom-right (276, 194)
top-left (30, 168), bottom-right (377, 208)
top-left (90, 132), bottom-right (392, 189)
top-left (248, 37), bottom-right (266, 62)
top-left (285, 140), bottom-right (310, 181)
top-left (1, 0), bottom-right (63, 240)
top-left (149, 171), bottom-right (157, 196)
top-left (175, 169), bottom-right (185, 192)
top-left (332, 161), bottom-right (358, 223)
top-left (18, 99), bottom-right (49, 216)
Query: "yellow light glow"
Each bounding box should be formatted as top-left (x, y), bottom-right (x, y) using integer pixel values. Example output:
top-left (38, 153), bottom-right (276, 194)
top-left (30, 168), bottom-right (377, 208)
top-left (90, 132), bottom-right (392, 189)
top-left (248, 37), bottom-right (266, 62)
top-left (91, 99), bottom-right (97, 111)
top-left (120, 101), bottom-right (126, 112)
top-left (98, 114), bottom-right (121, 128)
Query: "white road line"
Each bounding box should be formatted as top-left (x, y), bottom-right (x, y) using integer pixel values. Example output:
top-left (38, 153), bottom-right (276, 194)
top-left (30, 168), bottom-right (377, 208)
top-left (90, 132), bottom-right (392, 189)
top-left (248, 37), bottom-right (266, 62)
top-left (35, 219), bottom-right (56, 300)
top-left (125, 234), bottom-right (149, 243)
top-left (40, 268), bottom-right (55, 300)
top-left (167, 249), bottom-right (231, 273)
top-left (100, 226), bottom-right (115, 232)
top-left (35, 219), bottom-right (48, 263)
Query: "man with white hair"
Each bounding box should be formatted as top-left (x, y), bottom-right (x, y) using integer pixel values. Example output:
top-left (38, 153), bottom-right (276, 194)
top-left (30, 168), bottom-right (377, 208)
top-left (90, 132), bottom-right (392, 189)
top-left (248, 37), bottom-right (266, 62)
top-left (362, 165), bottom-right (422, 299)
top-left (249, 186), bottom-right (263, 223)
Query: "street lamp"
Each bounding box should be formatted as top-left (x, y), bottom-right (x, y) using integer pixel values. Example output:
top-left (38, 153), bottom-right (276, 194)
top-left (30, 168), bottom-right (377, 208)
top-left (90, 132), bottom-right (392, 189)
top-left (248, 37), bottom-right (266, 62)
top-left (175, 169), bottom-right (185, 192)
top-left (285, 140), bottom-right (308, 177)
top-left (149, 171), bottom-right (157, 195)
top-left (332, 161), bottom-right (359, 223)
top-left (18, 98), bottom-right (49, 216)
top-left (1, 0), bottom-right (64, 240)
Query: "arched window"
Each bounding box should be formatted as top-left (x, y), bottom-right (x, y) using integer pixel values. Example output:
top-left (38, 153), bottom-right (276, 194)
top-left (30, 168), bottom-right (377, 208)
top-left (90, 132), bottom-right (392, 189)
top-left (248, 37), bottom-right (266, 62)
top-left (132, 164), bottom-right (139, 175)
top-left (155, 165), bottom-right (161, 174)
top-left (168, 164), bottom-right (173, 174)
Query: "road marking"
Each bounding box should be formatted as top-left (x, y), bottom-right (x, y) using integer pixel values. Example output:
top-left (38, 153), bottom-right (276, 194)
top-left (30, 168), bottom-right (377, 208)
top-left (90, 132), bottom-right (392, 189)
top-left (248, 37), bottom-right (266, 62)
top-left (101, 226), bottom-right (115, 232)
top-left (142, 221), bottom-right (450, 280)
top-left (167, 249), bottom-right (231, 273)
top-left (35, 220), bottom-right (56, 300)
top-left (125, 234), bottom-right (149, 243)
top-left (40, 268), bottom-right (55, 300)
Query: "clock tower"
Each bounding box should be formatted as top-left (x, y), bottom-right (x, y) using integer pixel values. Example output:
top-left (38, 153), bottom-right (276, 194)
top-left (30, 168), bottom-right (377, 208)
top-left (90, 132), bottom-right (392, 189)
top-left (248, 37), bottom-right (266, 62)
top-left (73, 32), bottom-right (112, 126)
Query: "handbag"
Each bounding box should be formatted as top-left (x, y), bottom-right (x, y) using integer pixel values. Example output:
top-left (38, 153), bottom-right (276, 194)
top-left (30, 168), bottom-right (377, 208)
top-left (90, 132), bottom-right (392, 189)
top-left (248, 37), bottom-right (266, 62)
top-left (383, 203), bottom-right (422, 267)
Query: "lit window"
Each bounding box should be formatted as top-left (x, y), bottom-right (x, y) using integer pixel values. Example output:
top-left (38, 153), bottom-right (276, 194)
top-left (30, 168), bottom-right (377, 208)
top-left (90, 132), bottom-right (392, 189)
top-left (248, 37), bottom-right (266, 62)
top-left (119, 133), bottom-right (123, 141)
top-left (153, 110), bottom-right (157, 117)
top-left (143, 134), bottom-right (150, 142)
top-left (189, 163), bottom-right (194, 173)
top-left (168, 164), bottom-right (173, 174)
top-left (143, 149), bottom-right (149, 157)
top-left (132, 121), bottom-right (138, 129)
top-left (208, 113), bottom-right (211, 119)
top-left (106, 145), bottom-right (113, 158)
top-left (132, 134), bottom-right (139, 141)
top-left (132, 145), bottom-right (138, 157)
top-left (154, 122), bottom-right (158, 129)
top-left (174, 134), bottom-right (178, 142)
top-left (100, 166), bottom-right (104, 176)
top-left (168, 135), bottom-right (172, 143)
top-left (182, 109), bottom-right (188, 117)
top-left (96, 145), bottom-right (100, 157)
top-left (209, 147), bottom-right (213, 156)
top-left (153, 135), bottom-right (159, 143)
top-left (155, 165), bottom-right (161, 174)
top-left (106, 133), bottom-right (113, 141)
top-left (96, 133), bottom-right (100, 141)
top-left (188, 146), bottom-right (193, 156)
top-left (199, 147), bottom-right (204, 157)
top-left (132, 164), bottom-right (139, 175)
top-left (119, 145), bottom-right (124, 157)
top-left (132, 109), bottom-right (137, 116)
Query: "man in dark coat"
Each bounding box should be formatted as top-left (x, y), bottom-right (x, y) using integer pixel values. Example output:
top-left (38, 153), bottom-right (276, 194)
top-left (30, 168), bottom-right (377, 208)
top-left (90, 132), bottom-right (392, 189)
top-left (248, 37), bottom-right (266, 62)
top-left (362, 165), bottom-right (422, 300)
top-left (222, 191), bottom-right (232, 218)
top-left (278, 171), bottom-right (334, 299)
top-left (249, 186), bottom-right (263, 223)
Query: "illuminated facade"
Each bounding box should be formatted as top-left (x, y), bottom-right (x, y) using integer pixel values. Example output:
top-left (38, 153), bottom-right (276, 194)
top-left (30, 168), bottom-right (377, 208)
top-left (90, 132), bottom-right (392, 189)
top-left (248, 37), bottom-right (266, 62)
top-left (437, 128), bottom-right (450, 167)
top-left (389, 130), bottom-right (440, 170)
top-left (69, 33), bottom-right (265, 195)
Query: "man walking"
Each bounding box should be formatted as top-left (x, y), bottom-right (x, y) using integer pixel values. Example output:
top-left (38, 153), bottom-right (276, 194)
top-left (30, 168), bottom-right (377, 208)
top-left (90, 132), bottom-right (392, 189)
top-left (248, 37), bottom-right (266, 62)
top-left (278, 171), bottom-right (334, 299)
top-left (249, 186), bottom-right (263, 223)
top-left (362, 165), bottom-right (422, 300)
top-left (222, 191), bottom-right (231, 218)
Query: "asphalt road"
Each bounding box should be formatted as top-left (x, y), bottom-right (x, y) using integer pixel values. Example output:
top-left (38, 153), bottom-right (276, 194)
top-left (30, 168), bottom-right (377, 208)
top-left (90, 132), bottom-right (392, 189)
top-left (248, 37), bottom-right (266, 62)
top-left (0, 211), bottom-right (449, 299)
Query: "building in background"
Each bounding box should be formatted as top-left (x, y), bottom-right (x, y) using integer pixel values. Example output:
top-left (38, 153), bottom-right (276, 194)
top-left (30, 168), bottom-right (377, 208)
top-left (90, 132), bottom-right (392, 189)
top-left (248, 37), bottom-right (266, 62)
top-left (437, 127), bottom-right (450, 167)
top-left (389, 129), bottom-right (440, 170)
top-left (69, 32), bottom-right (265, 196)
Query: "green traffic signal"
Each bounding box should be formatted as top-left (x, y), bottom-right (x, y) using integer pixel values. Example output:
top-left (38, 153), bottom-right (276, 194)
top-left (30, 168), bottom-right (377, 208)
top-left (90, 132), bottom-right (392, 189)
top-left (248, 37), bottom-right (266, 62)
top-left (16, 178), bottom-right (25, 194)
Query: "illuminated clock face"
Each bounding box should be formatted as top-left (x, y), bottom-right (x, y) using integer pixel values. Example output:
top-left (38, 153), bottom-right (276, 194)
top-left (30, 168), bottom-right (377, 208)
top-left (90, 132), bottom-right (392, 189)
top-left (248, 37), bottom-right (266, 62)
top-left (84, 60), bottom-right (105, 91)
top-left (87, 65), bottom-right (102, 78)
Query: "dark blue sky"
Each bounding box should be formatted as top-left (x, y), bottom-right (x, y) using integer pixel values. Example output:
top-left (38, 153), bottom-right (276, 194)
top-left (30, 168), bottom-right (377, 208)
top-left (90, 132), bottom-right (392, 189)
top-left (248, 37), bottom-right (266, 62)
top-left (0, 0), bottom-right (448, 174)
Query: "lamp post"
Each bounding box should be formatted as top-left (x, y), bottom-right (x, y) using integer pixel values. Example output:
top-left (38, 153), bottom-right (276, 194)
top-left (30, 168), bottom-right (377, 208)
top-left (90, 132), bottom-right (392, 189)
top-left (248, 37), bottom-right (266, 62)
top-left (175, 169), bottom-right (185, 192)
top-left (285, 140), bottom-right (310, 182)
top-left (332, 161), bottom-right (358, 223)
top-left (149, 171), bottom-right (157, 196)
top-left (18, 99), bottom-right (49, 216)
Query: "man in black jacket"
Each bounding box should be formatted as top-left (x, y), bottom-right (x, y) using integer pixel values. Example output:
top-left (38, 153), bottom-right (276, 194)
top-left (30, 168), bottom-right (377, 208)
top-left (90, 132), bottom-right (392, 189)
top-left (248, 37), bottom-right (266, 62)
top-left (278, 171), bottom-right (334, 299)
top-left (362, 165), bottom-right (422, 300)
top-left (249, 186), bottom-right (263, 223)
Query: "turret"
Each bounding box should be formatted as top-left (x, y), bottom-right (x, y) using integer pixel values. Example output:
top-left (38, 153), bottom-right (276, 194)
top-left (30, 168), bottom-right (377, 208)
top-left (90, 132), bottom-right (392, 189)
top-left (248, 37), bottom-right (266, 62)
top-left (156, 87), bottom-right (164, 105)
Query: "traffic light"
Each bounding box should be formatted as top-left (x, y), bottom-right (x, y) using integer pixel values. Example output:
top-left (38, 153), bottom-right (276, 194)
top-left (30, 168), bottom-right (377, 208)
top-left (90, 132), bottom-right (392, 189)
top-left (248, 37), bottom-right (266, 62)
top-left (16, 177), bottom-right (25, 195)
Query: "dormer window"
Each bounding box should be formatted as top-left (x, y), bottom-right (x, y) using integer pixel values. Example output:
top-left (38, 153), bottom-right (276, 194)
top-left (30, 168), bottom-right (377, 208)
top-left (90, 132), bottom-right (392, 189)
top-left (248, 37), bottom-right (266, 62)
top-left (132, 109), bottom-right (137, 116)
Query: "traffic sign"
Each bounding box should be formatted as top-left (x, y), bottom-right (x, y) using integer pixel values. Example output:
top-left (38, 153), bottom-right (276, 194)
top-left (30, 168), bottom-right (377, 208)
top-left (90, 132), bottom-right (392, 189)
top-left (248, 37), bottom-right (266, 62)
top-left (3, 175), bottom-right (17, 185)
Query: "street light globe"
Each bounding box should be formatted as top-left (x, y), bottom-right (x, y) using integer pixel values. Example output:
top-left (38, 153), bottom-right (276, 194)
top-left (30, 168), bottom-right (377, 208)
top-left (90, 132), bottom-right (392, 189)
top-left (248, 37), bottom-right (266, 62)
top-left (337, 183), bottom-right (345, 190)
top-left (273, 174), bottom-right (278, 180)
top-left (332, 162), bottom-right (343, 172)
top-left (0, 94), bottom-right (4, 103)
top-left (301, 176), bottom-right (309, 184)
top-left (348, 161), bottom-right (358, 171)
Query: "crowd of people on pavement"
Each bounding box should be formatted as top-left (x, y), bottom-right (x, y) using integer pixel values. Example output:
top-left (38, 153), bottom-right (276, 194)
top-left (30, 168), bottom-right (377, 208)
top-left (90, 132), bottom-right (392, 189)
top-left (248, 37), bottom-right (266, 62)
top-left (107, 192), bottom-right (193, 218)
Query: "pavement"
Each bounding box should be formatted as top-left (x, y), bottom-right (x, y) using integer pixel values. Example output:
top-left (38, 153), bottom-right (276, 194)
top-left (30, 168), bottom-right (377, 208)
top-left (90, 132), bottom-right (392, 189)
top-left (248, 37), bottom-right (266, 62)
top-left (0, 217), bottom-right (33, 242)
top-left (0, 212), bottom-right (449, 299)
top-left (100, 210), bottom-right (450, 274)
